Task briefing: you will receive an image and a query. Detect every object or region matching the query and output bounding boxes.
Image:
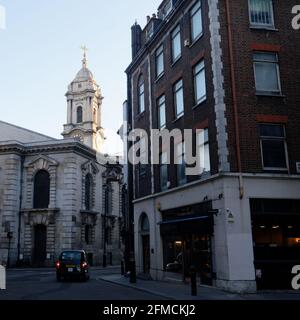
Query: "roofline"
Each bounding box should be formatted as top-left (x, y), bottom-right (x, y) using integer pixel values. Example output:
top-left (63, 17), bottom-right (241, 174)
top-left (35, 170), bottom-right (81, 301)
top-left (125, 0), bottom-right (185, 74)
top-left (0, 120), bottom-right (56, 141)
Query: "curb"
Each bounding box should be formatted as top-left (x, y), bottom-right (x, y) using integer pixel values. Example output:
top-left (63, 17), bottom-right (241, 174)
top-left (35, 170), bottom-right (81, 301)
top-left (97, 276), bottom-right (176, 300)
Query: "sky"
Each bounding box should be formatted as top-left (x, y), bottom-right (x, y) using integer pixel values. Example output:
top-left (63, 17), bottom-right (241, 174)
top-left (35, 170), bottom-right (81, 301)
top-left (0, 0), bottom-right (161, 155)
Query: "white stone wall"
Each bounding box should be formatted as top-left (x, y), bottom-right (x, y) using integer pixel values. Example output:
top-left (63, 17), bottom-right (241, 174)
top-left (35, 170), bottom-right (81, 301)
top-left (0, 145), bottom-right (124, 267)
top-left (0, 154), bottom-right (21, 264)
top-left (133, 174), bottom-right (300, 293)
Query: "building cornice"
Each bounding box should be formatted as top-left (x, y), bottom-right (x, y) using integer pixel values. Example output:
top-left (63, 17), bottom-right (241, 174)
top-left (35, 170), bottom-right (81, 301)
top-left (0, 140), bottom-right (97, 159)
top-left (132, 172), bottom-right (300, 204)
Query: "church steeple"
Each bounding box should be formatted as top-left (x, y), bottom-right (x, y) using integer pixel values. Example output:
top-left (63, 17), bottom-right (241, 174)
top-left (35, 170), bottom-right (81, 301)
top-left (62, 48), bottom-right (105, 152)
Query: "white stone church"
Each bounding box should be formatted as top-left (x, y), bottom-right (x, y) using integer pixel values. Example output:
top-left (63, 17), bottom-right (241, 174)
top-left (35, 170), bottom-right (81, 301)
top-left (0, 52), bottom-right (124, 267)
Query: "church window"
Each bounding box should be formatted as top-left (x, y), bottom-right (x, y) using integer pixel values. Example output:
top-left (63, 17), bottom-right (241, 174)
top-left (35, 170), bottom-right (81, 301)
top-left (77, 106), bottom-right (83, 123)
top-left (85, 173), bottom-right (93, 211)
top-left (34, 170), bottom-right (50, 209)
top-left (85, 225), bottom-right (93, 244)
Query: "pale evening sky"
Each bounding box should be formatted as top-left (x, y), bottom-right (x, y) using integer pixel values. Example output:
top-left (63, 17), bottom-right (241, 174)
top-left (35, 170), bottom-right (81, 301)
top-left (0, 0), bottom-right (161, 155)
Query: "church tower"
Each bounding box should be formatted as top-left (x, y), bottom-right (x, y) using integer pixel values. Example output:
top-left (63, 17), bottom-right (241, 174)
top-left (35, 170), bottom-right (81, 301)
top-left (62, 48), bottom-right (105, 152)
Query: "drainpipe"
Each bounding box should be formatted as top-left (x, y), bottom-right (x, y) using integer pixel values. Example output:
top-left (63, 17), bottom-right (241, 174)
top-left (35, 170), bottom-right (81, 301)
top-left (17, 154), bottom-right (25, 265)
top-left (225, 0), bottom-right (244, 199)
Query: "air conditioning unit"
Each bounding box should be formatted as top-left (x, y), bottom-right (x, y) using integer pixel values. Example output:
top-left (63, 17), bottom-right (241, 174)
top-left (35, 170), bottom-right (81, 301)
top-left (184, 39), bottom-right (190, 47)
top-left (296, 162), bottom-right (300, 174)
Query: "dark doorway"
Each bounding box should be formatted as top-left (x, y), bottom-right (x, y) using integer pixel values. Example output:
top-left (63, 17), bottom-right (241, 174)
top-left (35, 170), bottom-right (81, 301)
top-left (142, 235), bottom-right (150, 274)
top-left (33, 224), bottom-right (47, 266)
top-left (141, 214), bottom-right (150, 274)
top-left (251, 199), bottom-right (300, 290)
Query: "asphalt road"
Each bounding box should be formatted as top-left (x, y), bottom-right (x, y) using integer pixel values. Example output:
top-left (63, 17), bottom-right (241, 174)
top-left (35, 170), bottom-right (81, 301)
top-left (0, 267), bottom-right (165, 300)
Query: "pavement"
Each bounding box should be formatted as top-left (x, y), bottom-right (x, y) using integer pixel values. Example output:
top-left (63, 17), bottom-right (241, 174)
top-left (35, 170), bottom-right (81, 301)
top-left (1, 266), bottom-right (300, 300)
top-left (97, 272), bottom-right (300, 300)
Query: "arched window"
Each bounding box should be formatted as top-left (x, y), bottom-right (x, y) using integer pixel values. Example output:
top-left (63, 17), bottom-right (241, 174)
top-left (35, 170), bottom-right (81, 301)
top-left (85, 173), bottom-right (93, 210)
top-left (77, 106), bottom-right (83, 123)
top-left (34, 170), bottom-right (50, 209)
top-left (141, 214), bottom-right (150, 233)
top-left (138, 75), bottom-right (145, 114)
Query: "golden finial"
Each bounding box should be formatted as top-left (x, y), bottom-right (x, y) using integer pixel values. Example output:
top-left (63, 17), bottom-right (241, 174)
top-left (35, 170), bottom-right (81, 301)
top-left (80, 45), bottom-right (88, 68)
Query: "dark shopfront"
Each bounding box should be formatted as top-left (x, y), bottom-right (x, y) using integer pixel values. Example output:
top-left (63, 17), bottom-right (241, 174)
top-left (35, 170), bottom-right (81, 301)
top-left (159, 202), bottom-right (214, 285)
top-left (251, 199), bottom-right (300, 290)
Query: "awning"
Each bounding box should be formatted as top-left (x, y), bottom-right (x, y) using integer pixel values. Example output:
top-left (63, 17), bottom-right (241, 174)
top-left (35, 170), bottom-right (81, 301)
top-left (158, 215), bottom-right (209, 225)
top-left (159, 215), bottom-right (214, 236)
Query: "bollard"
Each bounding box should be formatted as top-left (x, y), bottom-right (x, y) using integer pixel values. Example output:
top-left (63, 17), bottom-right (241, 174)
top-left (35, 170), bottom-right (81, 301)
top-left (129, 258), bottom-right (136, 283)
top-left (121, 260), bottom-right (125, 276)
top-left (190, 265), bottom-right (197, 296)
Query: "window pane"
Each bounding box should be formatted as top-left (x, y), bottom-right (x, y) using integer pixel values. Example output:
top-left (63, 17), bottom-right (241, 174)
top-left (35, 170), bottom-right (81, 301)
top-left (197, 129), bottom-right (210, 173)
top-left (156, 46), bottom-right (164, 77)
top-left (174, 81), bottom-right (184, 117)
top-left (139, 82), bottom-right (145, 113)
top-left (172, 26), bottom-right (181, 62)
top-left (194, 62), bottom-right (206, 103)
top-left (160, 152), bottom-right (168, 190)
top-left (159, 101), bottom-right (166, 128)
top-left (254, 61), bottom-right (280, 92)
top-left (191, 2), bottom-right (202, 41)
top-left (249, 0), bottom-right (274, 26)
top-left (254, 52), bottom-right (277, 62)
top-left (262, 140), bottom-right (287, 168)
top-left (260, 124), bottom-right (285, 137)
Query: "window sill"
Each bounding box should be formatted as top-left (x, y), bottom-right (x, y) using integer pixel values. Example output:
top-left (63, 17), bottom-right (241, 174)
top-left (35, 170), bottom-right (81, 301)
top-left (256, 92), bottom-right (285, 98)
top-left (189, 33), bottom-right (204, 48)
top-left (135, 111), bottom-right (146, 120)
top-left (263, 168), bottom-right (288, 172)
top-left (192, 97), bottom-right (207, 109)
top-left (171, 55), bottom-right (182, 68)
top-left (250, 25), bottom-right (278, 32)
top-left (172, 113), bottom-right (184, 123)
top-left (155, 72), bottom-right (165, 83)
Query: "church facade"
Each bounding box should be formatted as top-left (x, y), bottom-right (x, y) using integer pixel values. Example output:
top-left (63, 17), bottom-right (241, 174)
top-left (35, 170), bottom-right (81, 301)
top-left (0, 53), bottom-right (124, 267)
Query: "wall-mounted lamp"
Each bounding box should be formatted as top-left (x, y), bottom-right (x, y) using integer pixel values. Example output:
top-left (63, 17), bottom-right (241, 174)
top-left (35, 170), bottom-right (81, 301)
top-left (226, 209), bottom-right (235, 223)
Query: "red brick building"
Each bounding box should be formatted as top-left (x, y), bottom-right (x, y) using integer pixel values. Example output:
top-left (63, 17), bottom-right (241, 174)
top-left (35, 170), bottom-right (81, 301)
top-left (124, 0), bottom-right (300, 292)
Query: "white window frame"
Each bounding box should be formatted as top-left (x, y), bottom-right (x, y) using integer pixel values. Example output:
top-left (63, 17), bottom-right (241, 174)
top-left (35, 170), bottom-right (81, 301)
top-left (259, 124), bottom-right (289, 171)
top-left (138, 76), bottom-right (145, 114)
top-left (190, 1), bottom-right (203, 42)
top-left (197, 128), bottom-right (211, 174)
top-left (253, 52), bottom-right (282, 95)
top-left (248, 0), bottom-right (275, 29)
top-left (193, 60), bottom-right (206, 105)
top-left (158, 95), bottom-right (166, 129)
top-left (155, 44), bottom-right (164, 79)
top-left (171, 24), bottom-right (182, 63)
top-left (173, 79), bottom-right (184, 119)
top-left (162, 0), bottom-right (173, 19)
top-left (160, 152), bottom-right (168, 191)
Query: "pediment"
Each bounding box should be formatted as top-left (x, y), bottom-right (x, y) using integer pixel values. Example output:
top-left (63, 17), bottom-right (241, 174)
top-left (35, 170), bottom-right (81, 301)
top-left (25, 154), bottom-right (59, 170)
top-left (81, 160), bottom-right (99, 174)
